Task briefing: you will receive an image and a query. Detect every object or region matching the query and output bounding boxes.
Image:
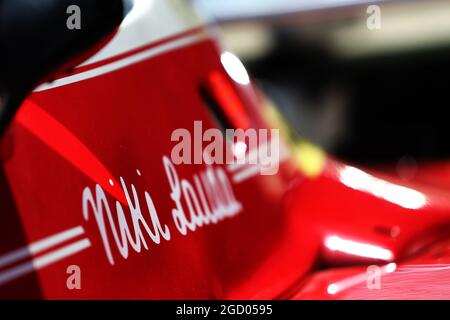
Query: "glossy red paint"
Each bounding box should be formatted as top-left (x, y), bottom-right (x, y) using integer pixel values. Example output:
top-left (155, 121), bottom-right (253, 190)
top-left (294, 237), bottom-right (450, 299)
top-left (16, 100), bottom-right (127, 204)
top-left (1, 2), bottom-right (450, 300)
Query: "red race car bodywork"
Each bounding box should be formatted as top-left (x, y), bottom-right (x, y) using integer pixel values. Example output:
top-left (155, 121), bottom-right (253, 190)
top-left (1, 0), bottom-right (450, 300)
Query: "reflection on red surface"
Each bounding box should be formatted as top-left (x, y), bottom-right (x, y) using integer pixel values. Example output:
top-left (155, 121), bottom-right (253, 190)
top-left (325, 235), bottom-right (393, 261)
top-left (208, 70), bottom-right (250, 129)
top-left (15, 100), bottom-right (126, 204)
top-left (338, 165), bottom-right (427, 210)
top-left (295, 239), bottom-right (450, 299)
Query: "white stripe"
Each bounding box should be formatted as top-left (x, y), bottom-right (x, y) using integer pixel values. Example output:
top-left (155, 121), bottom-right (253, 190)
top-left (227, 143), bottom-right (265, 173)
top-left (0, 226), bottom-right (84, 270)
top-left (227, 162), bottom-right (249, 173)
top-left (34, 33), bottom-right (209, 93)
top-left (227, 140), bottom-right (290, 173)
top-left (232, 165), bottom-right (263, 183)
top-left (0, 239), bottom-right (91, 286)
top-left (231, 155), bottom-right (289, 183)
top-left (230, 141), bottom-right (290, 183)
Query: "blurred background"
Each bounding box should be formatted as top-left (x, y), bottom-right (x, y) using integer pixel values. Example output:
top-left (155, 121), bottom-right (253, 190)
top-left (194, 0), bottom-right (450, 174)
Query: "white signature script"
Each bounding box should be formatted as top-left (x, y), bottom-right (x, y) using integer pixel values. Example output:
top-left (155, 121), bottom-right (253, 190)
top-left (82, 156), bottom-right (242, 265)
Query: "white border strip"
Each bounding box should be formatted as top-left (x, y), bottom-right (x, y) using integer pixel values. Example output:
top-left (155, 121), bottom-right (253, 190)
top-left (0, 226), bottom-right (85, 269)
top-left (0, 239), bottom-right (91, 286)
top-left (34, 33), bottom-right (209, 93)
